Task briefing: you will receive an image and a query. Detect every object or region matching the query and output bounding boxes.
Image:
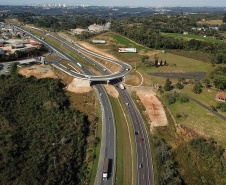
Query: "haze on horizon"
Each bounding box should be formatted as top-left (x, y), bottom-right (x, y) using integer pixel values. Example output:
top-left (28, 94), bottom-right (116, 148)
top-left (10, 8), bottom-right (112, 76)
top-left (1, 0), bottom-right (226, 7)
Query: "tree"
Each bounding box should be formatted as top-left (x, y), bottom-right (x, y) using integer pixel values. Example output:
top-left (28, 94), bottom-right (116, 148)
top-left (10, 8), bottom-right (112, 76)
top-left (155, 59), bottom-right (158, 67)
top-left (192, 82), bottom-right (202, 94)
top-left (223, 15), bottom-right (226, 23)
top-left (180, 95), bottom-right (189, 103)
top-left (176, 82), bottom-right (183, 89)
top-left (164, 78), bottom-right (172, 91)
top-left (214, 76), bottom-right (226, 90)
top-left (142, 55), bottom-right (149, 63)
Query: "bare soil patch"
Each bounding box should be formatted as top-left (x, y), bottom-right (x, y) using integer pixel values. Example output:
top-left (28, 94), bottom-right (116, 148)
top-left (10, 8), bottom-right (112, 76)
top-left (129, 87), bottom-right (167, 129)
top-left (67, 78), bottom-right (92, 93)
top-left (19, 64), bottom-right (58, 79)
top-left (103, 84), bottom-right (119, 98)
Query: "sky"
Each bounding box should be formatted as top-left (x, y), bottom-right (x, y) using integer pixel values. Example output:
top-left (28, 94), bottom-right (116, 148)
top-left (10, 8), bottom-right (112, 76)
top-left (0, 0), bottom-right (226, 7)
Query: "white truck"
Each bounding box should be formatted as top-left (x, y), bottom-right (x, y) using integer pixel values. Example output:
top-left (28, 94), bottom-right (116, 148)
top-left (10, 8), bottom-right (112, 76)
top-left (77, 63), bottom-right (82, 68)
top-left (103, 158), bottom-right (109, 181)
top-left (119, 84), bottom-right (125, 90)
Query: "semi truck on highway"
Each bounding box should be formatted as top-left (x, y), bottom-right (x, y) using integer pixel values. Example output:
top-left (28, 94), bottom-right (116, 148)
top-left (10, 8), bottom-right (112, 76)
top-left (103, 158), bottom-right (109, 181)
top-left (119, 84), bottom-right (125, 89)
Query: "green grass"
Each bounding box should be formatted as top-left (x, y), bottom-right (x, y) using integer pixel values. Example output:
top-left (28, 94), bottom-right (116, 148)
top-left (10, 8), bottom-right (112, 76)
top-left (162, 33), bottom-right (225, 44)
top-left (163, 94), bottom-right (226, 148)
top-left (107, 33), bottom-right (153, 52)
top-left (109, 95), bottom-right (135, 185)
top-left (117, 96), bottom-right (136, 185)
top-left (200, 20), bottom-right (223, 25)
top-left (136, 52), bottom-right (213, 86)
top-left (178, 85), bottom-right (226, 116)
top-left (89, 97), bottom-right (102, 185)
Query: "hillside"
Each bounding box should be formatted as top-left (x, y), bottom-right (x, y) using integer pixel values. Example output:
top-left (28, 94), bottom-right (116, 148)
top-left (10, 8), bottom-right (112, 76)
top-left (0, 68), bottom-right (96, 184)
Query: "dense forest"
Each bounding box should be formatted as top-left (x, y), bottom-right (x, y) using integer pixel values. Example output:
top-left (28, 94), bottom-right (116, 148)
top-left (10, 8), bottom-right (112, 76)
top-left (0, 65), bottom-right (93, 184)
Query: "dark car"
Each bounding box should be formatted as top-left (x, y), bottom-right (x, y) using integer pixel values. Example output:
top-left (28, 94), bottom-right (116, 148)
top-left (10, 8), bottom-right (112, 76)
top-left (135, 132), bottom-right (138, 135)
top-left (139, 163), bottom-right (143, 169)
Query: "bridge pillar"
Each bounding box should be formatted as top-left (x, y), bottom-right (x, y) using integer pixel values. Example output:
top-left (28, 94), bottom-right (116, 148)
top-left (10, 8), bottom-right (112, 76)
top-left (107, 80), bottom-right (110, 86)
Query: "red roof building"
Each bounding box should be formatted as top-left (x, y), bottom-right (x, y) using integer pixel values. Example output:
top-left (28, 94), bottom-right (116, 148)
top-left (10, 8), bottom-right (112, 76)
top-left (216, 92), bottom-right (226, 102)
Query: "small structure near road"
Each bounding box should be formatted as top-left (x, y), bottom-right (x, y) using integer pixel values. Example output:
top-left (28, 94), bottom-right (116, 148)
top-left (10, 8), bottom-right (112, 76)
top-left (216, 92), bottom-right (226, 102)
top-left (18, 58), bottom-right (36, 64)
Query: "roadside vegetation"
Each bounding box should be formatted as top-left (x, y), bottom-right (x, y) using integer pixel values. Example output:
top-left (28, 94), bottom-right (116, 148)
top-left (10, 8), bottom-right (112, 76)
top-left (109, 95), bottom-right (135, 185)
top-left (132, 90), bottom-right (226, 185)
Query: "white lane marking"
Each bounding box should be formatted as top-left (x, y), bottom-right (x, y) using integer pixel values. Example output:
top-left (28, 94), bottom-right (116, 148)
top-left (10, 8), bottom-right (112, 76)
top-left (140, 143), bottom-right (142, 147)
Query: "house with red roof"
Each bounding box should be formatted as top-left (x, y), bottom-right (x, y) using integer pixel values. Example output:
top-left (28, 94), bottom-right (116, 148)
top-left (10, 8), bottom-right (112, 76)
top-left (216, 92), bottom-right (226, 102)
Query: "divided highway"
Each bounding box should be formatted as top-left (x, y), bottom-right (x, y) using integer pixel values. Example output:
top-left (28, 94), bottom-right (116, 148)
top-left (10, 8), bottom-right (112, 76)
top-left (14, 25), bottom-right (155, 185)
top-left (55, 33), bottom-right (155, 185)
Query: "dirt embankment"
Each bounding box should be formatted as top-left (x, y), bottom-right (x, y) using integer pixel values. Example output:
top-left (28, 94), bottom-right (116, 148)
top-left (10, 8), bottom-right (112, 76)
top-left (128, 87), bottom-right (168, 130)
top-left (67, 78), bottom-right (92, 93)
top-left (103, 84), bottom-right (119, 98)
top-left (19, 64), bottom-right (92, 93)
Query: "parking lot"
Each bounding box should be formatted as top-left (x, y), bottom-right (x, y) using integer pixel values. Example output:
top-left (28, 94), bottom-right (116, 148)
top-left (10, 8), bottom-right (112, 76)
top-left (0, 62), bottom-right (13, 75)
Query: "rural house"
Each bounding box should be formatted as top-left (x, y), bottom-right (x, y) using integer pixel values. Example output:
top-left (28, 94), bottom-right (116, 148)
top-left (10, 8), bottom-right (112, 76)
top-left (216, 92), bottom-right (226, 102)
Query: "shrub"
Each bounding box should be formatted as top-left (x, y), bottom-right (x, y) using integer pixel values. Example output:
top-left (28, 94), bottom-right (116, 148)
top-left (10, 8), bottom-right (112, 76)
top-left (180, 96), bottom-right (189, 103)
top-left (176, 82), bottom-right (184, 89)
top-left (192, 82), bottom-right (202, 94)
top-left (216, 103), bottom-right (226, 112)
top-left (164, 78), bottom-right (172, 91)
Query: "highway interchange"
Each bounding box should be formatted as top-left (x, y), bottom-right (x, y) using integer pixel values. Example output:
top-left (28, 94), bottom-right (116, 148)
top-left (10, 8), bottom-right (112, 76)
top-left (13, 25), bottom-right (154, 185)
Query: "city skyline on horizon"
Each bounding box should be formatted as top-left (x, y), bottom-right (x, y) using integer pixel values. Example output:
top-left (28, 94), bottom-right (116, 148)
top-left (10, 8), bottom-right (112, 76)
top-left (0, 0), bottom-right (226, 7)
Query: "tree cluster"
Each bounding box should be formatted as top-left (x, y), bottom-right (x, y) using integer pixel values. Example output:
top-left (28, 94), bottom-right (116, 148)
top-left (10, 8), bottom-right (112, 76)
top-left (155, 139), bottom-right (182, 185)
top-left (0, 70), bottom-right (92, 184)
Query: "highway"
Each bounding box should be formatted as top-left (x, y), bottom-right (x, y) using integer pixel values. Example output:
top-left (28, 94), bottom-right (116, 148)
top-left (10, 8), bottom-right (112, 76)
top-left (55, 33), bottom-right (155, 185)
top-left (14, 25), bottom-right (155, 185)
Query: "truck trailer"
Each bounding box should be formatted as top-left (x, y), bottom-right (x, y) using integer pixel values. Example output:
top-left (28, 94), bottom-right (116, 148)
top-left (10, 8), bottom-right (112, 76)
top-left (103, 158), bottom-right (109, 181)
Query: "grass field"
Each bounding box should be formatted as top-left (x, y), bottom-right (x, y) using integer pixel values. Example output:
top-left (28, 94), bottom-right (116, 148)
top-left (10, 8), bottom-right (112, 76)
top-left (178, 85), bottom-right (226, 117)
top-left (107, 33), bottom-right (153, 52)
top-left (200, 20), bottom-right (223, 25)
top-left (125, 70), bottom-right (143, 86)
top-left (162, 33), bottom-right (225, 44)
top-left (109, 95), bottom-right (136, 185)
top-left (137, 52), bottom-right (212, 85)
top-left (162, 93), bottom-right (226, 148)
